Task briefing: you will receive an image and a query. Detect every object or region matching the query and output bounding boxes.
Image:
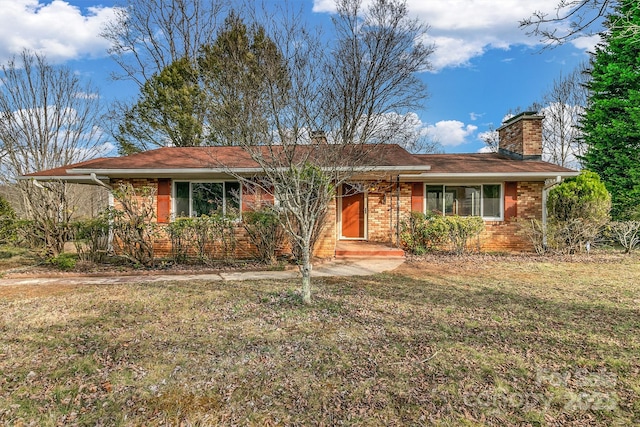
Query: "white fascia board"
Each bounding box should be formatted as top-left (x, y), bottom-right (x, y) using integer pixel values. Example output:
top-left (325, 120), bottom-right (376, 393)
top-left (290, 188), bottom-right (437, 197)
top-left (18, 175), bottom-right (110, 183)
top-left (69, 167), bottom-right (263, 175)
top-left (69, 165), bottom-right (431, 176)
top-left (399, 171), bottom-right (580, 180)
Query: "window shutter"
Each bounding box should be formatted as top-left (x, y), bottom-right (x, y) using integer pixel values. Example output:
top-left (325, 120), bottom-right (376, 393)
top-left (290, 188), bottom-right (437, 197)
top-left (504, 181), bottom-right (517, 220)
top-left (157, 179), bottom-right (171, 223)
top-left (411, 183), bottom-right (424, 212)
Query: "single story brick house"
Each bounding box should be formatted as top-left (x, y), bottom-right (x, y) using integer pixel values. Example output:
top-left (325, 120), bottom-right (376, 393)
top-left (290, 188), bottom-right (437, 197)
top-left (25, 112), bottom-right (578, 257)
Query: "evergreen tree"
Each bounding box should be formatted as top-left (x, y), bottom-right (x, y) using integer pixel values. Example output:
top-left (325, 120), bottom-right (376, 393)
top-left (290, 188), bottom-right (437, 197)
top-left (115, 57), bottom-right (207, 154)
top-left (198, 12), bottom-right (289, 146)
top-left (113, 13), bottom-right (287, 153)
top-left (581, 0), bottom-right (640, 220)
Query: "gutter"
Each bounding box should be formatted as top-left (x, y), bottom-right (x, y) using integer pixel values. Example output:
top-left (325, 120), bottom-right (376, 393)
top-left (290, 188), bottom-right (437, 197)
top-left (398, 171), bottom-right (579, 180)
top-left (69, 165), bottom-right (432, 176)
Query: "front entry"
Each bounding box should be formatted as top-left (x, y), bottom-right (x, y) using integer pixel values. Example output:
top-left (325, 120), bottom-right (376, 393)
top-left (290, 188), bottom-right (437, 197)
top-left (341, 184), bottom-right (365, 239)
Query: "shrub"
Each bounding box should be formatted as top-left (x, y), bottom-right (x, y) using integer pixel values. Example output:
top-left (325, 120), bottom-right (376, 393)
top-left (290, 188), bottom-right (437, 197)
top-left (190, 214), bottom-right (237, 265)
top-left (243, 207), bottom-right (286, 264)
top-left (0, 195), bottom-right (17, 244)
top-left (545, 171), bottom-right (611, 254)
top-left (445, 216), bottom-right (484, 255)
top-left (548, 171), bottom-right (611, 223)
top-left (167, 215), bottom-right (237, 265)
top-left (400, 211), bottom-right (448, 254)
top-left (166, 217), bottom-right (195, 263)
top-left (400, 212), bottom-right (484, 255)
top-left (109, 184), bottom-right (157, 267)
top-left (520, 219), bottom-right (547, 255)
top-left (608, 221), bottom-right (640, 254)
top-left (71, 215), bottom-right (111, 263)
top-left (48, 252), bottom-right (77, 271)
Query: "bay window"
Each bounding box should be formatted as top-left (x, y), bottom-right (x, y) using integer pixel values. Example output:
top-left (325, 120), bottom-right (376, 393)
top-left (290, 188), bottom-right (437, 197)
top-left (174, 181), bottom-right (241, 217)
top-left (425, 184), bottom-right (502, 220)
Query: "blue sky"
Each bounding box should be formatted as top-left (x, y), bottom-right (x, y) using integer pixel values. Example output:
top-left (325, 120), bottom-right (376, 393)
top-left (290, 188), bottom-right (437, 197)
top-left (0, 0), bottom-right (596, 154)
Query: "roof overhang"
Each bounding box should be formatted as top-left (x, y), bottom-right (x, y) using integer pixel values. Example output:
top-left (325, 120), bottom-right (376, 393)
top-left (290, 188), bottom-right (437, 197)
top-left (18, 175), bottom-right (111, 185)
top-left (65, 164), bottom-right (432, 177)
top-left (398, 171), bottom-right (580, 182)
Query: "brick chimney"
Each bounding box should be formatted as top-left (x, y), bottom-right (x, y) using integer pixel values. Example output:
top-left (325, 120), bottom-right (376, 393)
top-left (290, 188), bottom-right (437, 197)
top-left (497, 111), bottom-right (543, 161)
top-left (310, 130), bottom-right (327, 144)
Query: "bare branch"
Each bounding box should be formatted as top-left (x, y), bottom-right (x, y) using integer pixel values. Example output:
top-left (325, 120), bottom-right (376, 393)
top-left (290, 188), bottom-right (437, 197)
top-left (0, 51), bottom-right (106, 254)
top-left (521, 0), bottom-right (614, 45)
top-left (101, 0), bottom-right (229, 87)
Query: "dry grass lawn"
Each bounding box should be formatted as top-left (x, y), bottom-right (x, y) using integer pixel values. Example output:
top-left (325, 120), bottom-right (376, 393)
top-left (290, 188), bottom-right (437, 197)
top-left (0, 254), bottom-right (639, 426)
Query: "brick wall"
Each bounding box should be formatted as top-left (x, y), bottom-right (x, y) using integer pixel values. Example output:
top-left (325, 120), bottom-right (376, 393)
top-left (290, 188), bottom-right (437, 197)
top-left (314, 200), bottom-right (337, 258)
top-left (479, 181), bottom-right (543, 252)
top-left (112, 178), bottom-right (337, 260)
top-left (384, 181), bottom-right (545, 252)
top-left (367, 189), bottom-right (391, 242)
top-left (365, 182), bottom-right (412, 244)
top-left (111, 177), bottom-right (546, 258)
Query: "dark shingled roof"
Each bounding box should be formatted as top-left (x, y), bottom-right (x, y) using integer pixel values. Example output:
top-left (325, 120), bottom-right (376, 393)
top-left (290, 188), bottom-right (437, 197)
top-left (413, 153), bottom-right (576, 174)
top-left (26, 144), bottom-right (426, 176)
top-left (25, 145), bottom-right (577, 180)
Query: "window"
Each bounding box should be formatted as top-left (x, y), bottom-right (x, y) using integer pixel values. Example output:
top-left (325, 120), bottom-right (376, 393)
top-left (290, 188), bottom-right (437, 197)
top-left (174, 181), bottom-right (241, 217)
top-left (425, 184), bottom-right (502, 220)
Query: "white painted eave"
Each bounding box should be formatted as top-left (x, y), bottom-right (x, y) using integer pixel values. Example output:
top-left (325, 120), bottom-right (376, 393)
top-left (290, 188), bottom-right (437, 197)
top-left (19, 175), bottom-right (111, 184)
top-left (398, 171), bottom-right (580, 180)
top-left (68, 165), bottom-right (432, 176)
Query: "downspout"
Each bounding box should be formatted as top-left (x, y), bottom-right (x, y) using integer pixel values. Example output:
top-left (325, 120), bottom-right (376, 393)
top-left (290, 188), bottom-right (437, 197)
top-left (90, 173), bottom-right (113, 191)
top-left (90, 173), bottom-right (115, 253)
top-left (388, 176), bottom-right (393, 244)
top-left (542, 176), bottom-right (562, 248)
top-left (396, 175), bottom-right (400, 247)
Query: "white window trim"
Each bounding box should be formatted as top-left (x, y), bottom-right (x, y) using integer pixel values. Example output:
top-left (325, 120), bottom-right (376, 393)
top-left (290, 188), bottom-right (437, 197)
top-left (423, 183), bottom-right (504, 221)
top-left (172, 180), bottom-right (242, 219)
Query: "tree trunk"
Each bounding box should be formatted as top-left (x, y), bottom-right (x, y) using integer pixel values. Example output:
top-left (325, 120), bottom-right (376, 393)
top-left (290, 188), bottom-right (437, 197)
top-left (300, 243), bottom-right (312, 304)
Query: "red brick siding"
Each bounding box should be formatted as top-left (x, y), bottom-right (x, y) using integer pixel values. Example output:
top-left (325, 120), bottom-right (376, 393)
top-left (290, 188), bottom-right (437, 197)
top-left (479, 181), bottom-right (543, 252)
top-left (112, 177), bottom-right (545, 257)
top-left (367, 189), bottom-right (391, 242)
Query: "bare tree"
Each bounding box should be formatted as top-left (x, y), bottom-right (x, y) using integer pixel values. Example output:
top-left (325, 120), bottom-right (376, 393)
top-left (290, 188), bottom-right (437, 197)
top-left (521, 0), bottom-right (640, 45)
top-left (101, 0), bottom-right (229, 87)
top-left (0, 51), bottom-right (106, 255)
top-left (539, 64), bottom-right (590, 168)
top-left (220, 0), bottom-right (433, 303)
top-left (479, 125), bottom-right (500, 153)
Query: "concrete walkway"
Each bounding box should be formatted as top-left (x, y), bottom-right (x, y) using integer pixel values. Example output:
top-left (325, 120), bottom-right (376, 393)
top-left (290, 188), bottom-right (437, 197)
top-left (0, 257), bottom-right (405, 287)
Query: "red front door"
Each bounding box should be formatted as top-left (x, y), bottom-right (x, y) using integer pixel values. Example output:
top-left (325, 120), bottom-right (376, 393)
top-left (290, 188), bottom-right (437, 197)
top-left (341, 185), bottom-right (365, 238)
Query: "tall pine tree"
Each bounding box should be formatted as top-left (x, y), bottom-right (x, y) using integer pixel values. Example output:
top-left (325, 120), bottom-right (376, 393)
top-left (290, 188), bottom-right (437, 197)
top-left (581, 0), bottom-right (640, 220)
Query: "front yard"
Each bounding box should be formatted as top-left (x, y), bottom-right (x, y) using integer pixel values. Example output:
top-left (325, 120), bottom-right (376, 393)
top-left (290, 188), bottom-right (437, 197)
top-left (0, 255), bottom-right (639, 426)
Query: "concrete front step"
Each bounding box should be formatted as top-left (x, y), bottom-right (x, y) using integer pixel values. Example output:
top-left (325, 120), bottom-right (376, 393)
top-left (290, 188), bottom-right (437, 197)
top-left (335, 249), bottom-right (405, 258)
top-left (335, 241), bottom-right (405, 258)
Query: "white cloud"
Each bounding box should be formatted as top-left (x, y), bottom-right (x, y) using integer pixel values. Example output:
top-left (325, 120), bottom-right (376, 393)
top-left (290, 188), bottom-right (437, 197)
top-left (570, 34), bottom-right (601, 52)
top-left (73, 91), bottom-right (100, 100)
top-left (312, 0), bottom-right (595, 70)
top-left (0, 0), bottom-right (118, 63)
top-left (426, 120), bottom-right (477, 147)
top-left (477, 145), bottom-right (495, 153)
